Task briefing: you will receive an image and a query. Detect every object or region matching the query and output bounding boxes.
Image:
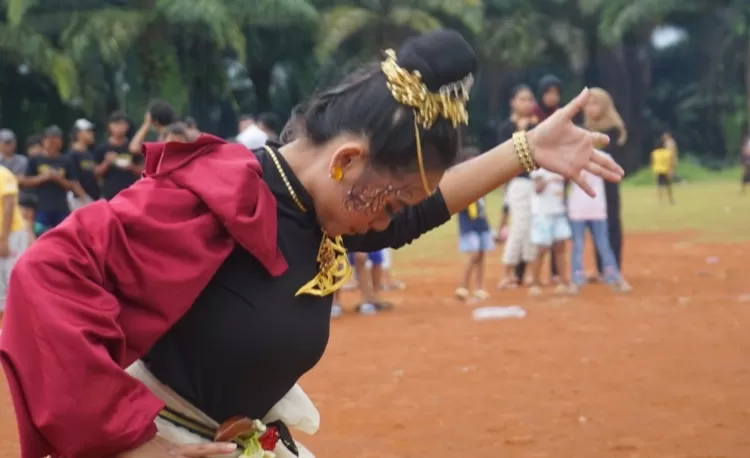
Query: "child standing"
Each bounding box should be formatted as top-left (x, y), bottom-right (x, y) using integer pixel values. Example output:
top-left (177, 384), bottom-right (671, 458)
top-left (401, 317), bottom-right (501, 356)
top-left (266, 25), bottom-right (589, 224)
top-left (497, 85), bottom-right (539, 288)
top-left (651, 137), bottom-right (675, 204)
top-left (568, 153), bottom-right (632, 293)
top-left (528, 168), bottom-right (571, 295)
top-left (455, 196), bottom-right (493, 301)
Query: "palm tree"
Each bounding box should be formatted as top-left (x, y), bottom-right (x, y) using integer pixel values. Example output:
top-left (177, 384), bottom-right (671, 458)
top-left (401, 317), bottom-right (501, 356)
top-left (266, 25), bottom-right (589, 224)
top-left (2, 0), bottom-right (319, 127)
top-left (315, 0), bottom-right (483, 60)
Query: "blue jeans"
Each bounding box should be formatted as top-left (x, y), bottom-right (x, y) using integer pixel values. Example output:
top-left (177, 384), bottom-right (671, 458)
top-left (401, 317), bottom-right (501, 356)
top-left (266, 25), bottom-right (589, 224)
top-left (570, 219), bottom-right (621, 285)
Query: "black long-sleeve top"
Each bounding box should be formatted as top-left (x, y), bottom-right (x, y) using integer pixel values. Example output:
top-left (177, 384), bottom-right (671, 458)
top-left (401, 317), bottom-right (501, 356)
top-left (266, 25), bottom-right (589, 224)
top-left (146, 145), bottom-right (451, 423)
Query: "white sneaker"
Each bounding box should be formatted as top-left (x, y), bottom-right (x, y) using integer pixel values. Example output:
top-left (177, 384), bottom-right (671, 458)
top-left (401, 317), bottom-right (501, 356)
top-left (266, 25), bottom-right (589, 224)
top-left (330, 304), bottom-right (343, 318)
top-left (529, 285), bottom-right (543, 296)
top-left (358, 303), bottom-right (377, 315)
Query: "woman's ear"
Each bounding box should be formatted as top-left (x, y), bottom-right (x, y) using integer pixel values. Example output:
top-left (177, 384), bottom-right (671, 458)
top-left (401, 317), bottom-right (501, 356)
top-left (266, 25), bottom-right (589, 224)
top-left (329, 141), bottom-right (368, 176)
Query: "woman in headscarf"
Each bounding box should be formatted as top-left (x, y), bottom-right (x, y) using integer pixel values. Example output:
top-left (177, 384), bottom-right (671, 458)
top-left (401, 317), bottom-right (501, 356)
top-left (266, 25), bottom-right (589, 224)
top-left (533, 74), bottom-right (564, 283)
top-left (0, 31), bottom-right (621, 458)
top-left (583, 87), bottom-right (628, 276)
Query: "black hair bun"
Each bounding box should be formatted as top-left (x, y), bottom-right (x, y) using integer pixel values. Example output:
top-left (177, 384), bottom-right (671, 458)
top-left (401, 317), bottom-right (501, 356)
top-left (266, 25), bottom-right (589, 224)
top-left (396, 29), bottom-right (478, 92)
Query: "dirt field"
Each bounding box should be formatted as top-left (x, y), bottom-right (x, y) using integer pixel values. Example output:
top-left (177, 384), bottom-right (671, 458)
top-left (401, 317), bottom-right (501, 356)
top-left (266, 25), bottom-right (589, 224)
top-left (2, 232), bottom-right (750, 457)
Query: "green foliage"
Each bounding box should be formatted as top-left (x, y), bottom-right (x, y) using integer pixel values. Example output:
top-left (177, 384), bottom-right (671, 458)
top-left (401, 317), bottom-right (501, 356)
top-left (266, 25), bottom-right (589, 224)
top-left (0, 0), bottom-right (746, 155)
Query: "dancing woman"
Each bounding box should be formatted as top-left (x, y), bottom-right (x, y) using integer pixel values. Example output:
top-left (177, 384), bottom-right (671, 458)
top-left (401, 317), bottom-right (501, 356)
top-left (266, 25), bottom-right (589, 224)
top-left (0, 30), bottom-right (621, 458)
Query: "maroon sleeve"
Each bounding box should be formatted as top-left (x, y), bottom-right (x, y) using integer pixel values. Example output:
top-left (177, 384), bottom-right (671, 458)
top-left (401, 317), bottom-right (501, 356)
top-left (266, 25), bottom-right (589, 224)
top-left (0, 136), bottom-right (285, 458)
top-left (0, 181), bottom-right (239, 457)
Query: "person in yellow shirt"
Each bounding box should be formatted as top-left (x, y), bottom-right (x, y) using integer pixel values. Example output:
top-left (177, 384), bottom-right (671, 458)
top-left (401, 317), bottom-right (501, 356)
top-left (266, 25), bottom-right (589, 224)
top-left (0, 165), bottom-right (29, 315)
top-left (651, 137), bottom-right (675, 204)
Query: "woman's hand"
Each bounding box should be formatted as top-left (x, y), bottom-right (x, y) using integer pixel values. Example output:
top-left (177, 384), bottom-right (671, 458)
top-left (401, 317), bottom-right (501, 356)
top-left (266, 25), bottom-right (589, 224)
top-left (527, 88), bottom-right (624, 196)
top-left (119, 436), bottom-right (238, 457)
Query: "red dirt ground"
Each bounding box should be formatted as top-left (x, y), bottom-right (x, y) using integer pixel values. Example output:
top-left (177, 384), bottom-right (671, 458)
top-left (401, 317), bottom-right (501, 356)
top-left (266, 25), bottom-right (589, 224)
top-left (2, 232), bottom-right (750, 457)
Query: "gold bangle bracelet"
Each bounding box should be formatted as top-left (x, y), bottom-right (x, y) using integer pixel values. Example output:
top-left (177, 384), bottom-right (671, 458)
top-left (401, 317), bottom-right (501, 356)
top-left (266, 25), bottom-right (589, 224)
top-left (512, 131), bottom-right (537, 172)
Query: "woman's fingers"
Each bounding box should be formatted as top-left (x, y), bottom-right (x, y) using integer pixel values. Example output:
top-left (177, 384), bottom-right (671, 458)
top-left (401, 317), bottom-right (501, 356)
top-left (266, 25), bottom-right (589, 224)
top-left (171, 442), bottom-right (238, 457)
top-left (590, 150), bottom-right (625, 177)
top-left (584, 161), bottom-right (622, 183)
top-left (591, 132), bottom-right (610, 149)
top-left (571, 171), bottom-right (596, 197)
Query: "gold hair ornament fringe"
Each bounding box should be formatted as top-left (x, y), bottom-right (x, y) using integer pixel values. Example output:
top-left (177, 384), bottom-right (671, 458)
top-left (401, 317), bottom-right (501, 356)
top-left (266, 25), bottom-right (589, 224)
top-left (380, 49), bottom-right (473, 196)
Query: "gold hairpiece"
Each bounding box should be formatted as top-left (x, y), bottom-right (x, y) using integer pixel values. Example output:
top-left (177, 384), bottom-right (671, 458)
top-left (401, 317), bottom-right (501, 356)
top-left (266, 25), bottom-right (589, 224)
top-left (381, 49), bottom-right (473, 196)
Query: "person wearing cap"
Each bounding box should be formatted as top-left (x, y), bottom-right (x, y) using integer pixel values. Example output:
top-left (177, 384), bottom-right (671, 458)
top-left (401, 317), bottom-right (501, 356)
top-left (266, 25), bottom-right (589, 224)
top-left (19, 126), bottom-right (79, 234)
top-left (67, 118), bottom-right (100, 210)
top-left (0, 129), bottom-right (28, 178)
top-left (94, 110), bottom-right (144, 200)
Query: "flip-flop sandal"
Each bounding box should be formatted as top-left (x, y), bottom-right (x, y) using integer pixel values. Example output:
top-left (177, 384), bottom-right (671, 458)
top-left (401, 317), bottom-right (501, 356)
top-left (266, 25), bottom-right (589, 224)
top-left (497, 277), bottom-right (519, 289)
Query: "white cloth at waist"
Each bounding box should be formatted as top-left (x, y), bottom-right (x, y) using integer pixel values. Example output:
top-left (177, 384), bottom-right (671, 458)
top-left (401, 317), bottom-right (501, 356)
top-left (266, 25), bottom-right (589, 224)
top-left (126, 360), bottom-right (319, 458)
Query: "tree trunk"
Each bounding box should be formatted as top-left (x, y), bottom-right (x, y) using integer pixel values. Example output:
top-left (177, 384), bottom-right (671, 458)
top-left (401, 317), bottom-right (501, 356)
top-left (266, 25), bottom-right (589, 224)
top-left (250, 65), bottom-right (273, 113)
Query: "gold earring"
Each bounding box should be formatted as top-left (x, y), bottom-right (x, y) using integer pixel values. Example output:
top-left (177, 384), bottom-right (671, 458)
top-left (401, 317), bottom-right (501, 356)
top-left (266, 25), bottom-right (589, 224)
top-left (330, 167), bottom-right (343, 181)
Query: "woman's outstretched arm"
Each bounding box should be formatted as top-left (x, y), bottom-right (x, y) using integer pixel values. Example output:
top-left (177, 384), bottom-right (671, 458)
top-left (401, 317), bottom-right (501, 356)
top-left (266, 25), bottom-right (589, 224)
top-left (345, 89), bottom-right (622, 253)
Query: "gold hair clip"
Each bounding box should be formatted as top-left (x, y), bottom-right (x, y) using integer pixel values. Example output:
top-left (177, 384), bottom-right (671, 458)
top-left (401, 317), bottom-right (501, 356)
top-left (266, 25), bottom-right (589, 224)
top-left (381, 49), bottom-right (473, 195)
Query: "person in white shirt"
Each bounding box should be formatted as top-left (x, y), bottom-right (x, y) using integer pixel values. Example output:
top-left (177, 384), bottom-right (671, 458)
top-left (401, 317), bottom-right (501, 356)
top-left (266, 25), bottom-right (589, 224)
top-left (529, 168), bottom-right (571, 295)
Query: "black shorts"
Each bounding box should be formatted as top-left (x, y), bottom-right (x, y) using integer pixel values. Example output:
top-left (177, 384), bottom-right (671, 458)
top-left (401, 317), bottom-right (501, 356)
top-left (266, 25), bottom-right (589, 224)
top-left (656, 173), bottom-right (671, 186)
top-left (743, 168), bottom-right (750, 184)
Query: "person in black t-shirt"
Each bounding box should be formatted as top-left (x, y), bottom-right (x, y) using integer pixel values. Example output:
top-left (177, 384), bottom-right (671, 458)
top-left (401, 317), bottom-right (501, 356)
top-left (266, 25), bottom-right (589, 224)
top-left (19, 126), bottom-right (78, 234)
top-left (94, 110), bottom-right (143, 200)
top-left (67, 118), bottom-right (100, 209)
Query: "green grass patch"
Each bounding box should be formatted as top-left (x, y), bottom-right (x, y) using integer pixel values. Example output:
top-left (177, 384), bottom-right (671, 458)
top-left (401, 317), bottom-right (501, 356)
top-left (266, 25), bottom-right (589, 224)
top-left (623, 162), bottom-right (742, 187)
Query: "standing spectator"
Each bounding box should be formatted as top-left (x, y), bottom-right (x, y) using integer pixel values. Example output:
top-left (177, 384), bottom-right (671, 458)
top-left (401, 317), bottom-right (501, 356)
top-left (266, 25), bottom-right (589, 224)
top-left (568, 152), bottom-right (632, 294)
top-left (455, 195), bottom-right (493, 302)
top-left (528, 168), bottom-right (572, 296)
top-left (94, 111), bottom-right (143, 200)
top-left (583, 87), bottom-right (627, 274)
top-left (163, 123), bottom-right (190, 143)
top-left (183, 116), bottom-right (201, 140)
top-left (129, 99), bottom-right (176, 153)
top-left (19, 126), bottom-right (77, 234)
top-left (0, 165), bottom-right (29, 315)
top-left (532, 74), bottom-right (564, 284)
top-left (0, 129), bottom-right (29, 177)
top-left (236, 114), bottom-right (268, 150)
top-left (650, 136), bottom-right (676, 204)
top-left (533, 74), bottom-right (563, 121)
top-left (741, 134), bottom-right (750, 194)
top-left (24, 134), bottom-right (44, 158)
top-left (67, 119), bottom-right (100, 210)
top-left (497, 85), bottom-right (539, 288)
top-left (256, 112), bottom-right (280, 142)
top-left (18, 193), bottom-right (38, 245)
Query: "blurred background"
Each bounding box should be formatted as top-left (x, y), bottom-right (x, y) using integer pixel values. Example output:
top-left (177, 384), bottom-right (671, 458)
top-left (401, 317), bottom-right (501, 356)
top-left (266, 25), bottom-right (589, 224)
top-left (0, 0), bottom-right (748, 173)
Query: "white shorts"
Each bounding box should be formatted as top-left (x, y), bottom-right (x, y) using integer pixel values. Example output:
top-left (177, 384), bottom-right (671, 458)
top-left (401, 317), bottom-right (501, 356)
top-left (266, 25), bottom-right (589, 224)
top-left (531, 214), bottom-right (571, 246)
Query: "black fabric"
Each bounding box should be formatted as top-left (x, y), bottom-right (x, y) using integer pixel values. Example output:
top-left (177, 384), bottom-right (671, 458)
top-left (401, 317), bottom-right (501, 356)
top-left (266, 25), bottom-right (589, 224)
top-left (68, 149), bottom-right (100, 200)
top-left (93, 140), bottom-right (143, 199)
top-left (656, 173), bottom-right (671, 187)
top-left (25, 155), bottom-right (75, 212)
top-left (595, 128), bottom-right (625, 273)
top-left (146, 145), bottom-right (451, 423)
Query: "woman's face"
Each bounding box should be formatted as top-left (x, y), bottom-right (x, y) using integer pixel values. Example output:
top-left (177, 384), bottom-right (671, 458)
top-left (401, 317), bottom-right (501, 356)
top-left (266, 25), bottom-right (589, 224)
top-left (541, 87), bottom-right (560, 109)
top-left (584, 96), bottom-right (605, 120)
top-left (313, 140), bottom-right (443, 237)
top-left (511, 89), bottom-right (535, 117)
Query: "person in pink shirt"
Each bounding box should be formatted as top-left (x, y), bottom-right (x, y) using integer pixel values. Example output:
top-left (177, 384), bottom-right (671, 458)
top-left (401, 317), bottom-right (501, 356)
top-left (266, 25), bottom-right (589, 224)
top-left (568, 151), bottom-right (632, 293)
